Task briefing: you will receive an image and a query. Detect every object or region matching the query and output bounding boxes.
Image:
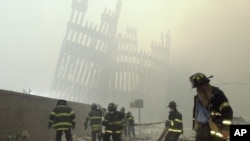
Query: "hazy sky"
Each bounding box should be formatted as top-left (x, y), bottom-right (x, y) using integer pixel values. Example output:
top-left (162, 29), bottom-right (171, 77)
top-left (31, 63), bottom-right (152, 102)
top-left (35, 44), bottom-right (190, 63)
top-left (0, 0), bottom-right (250, 118)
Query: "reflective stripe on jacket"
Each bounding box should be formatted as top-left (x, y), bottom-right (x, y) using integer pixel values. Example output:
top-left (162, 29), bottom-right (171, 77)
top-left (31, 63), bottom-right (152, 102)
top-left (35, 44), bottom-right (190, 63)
top-left (49, 105), bottom-right (75, 130)
top-left (166, 110), bottom-right (183, 133)
top-left (102, 111), bottom-right (125, 133)
top-left (85, 109), bottom-right (103, 131)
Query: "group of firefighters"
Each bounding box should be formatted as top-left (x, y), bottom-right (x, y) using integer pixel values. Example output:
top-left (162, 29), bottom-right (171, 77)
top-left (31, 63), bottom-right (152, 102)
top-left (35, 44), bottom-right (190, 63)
top-left (48, 72), bottom-right (233, 141)
top-left (48, 100), bottom-right (136, 141)
top-left (84, 103), bottom-right (136, 141)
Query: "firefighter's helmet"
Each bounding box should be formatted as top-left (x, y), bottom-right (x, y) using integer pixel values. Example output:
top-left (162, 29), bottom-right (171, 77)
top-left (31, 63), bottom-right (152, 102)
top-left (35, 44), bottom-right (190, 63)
top-left (57, 100), bottom-right (67, 105)
top-left (189, 73), bottom-right (211, 88)
top-left (120, 107), bottom-right (125, 112)
top-left (108, 102), bottom-right (117, 112)
top-left (168, 101), bottom-right (177, 108)
top-left (91, 103), bottom-right (97, 110)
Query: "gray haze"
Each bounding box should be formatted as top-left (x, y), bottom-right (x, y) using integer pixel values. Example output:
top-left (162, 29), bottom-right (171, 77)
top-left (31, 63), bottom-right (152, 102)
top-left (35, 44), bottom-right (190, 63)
top-left (0, 0), bottom-right (250, 126)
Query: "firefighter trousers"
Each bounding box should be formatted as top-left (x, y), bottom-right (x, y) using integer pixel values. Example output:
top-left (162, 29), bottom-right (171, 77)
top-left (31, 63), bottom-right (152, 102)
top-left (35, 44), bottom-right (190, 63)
top-left (92, 130), bottom-right (102, 141)
top-left (103, 133), bottom-right (122, 141)
top-left (165, 132), bottom-right (181, 141)
top-left (56, 129), bottom-right (72, 141)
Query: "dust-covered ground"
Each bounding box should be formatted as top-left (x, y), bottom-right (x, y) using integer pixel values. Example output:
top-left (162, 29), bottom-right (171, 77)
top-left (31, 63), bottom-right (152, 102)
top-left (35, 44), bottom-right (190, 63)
top-left (71, 123), bottom-right (195, 141)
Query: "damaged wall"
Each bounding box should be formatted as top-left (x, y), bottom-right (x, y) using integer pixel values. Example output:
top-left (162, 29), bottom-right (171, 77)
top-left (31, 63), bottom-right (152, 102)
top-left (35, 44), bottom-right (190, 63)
top-left (0, 89), bottom-right (91, 141)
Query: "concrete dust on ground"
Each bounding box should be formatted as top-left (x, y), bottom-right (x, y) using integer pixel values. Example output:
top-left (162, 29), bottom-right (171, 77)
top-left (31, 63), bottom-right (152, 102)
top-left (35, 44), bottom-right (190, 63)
top-left (70, 123), bottom-right (195, 141)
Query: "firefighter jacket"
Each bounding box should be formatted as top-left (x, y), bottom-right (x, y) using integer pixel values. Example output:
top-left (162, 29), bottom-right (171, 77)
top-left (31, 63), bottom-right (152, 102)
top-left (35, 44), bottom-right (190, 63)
top-left (126, 114), bottom-right (135, 126)
top-left (193, 86), bottom-right (233, 138)
top-left (85, 109), bottom-right (103, 131)
top-left (165, 109), bottom-right (183, 134)
top-left (121, 111), bottom-right (127, 125)
top-left (49, 104), bottom-right (75, 131)
top-left (102, 111), bottom-right (125, 134)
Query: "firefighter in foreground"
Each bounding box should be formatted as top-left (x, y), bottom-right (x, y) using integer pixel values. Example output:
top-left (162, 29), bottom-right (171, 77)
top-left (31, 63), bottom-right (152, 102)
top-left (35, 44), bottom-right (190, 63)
top-left (190, 73), bottom-right (233, 141)
top-left (84, 103), bottom-right (103, 141)
top-left (48, 100), bottom-right (75, 141)
top-left (157, 101), bottom-right (183, 141)
top-left (102, 103), bottom-right (125, 141)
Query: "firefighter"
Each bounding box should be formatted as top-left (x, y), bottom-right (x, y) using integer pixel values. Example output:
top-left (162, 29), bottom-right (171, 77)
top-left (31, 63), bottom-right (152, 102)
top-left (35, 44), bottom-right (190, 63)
top-left (189, 73), bottom-right (233, 141)
top-left (157, 101), bottom-right (183, 141)
top-left (126, 112), bottom-right (136, 138)
top-left (48, 100), bottom-right (75, 141)
top-left (84, 103), bottom-right (103, 141)
top-left (102, 103), bottom-right (125, 141)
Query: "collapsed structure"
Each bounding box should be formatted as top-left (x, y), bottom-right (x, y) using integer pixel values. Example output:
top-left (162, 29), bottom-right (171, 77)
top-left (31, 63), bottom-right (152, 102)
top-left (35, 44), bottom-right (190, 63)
top-left (50, 0), bottom-right (171, 121)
